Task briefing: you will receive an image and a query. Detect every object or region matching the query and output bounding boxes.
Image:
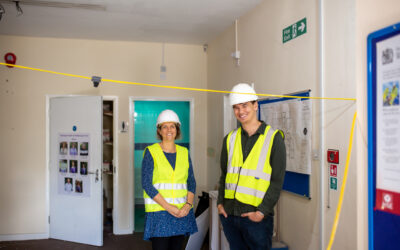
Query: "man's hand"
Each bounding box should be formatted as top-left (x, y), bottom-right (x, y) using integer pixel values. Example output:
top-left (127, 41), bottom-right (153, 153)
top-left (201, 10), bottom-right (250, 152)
top-left (241, 211), bottom-right (264, 222)
top-left (217, 204), bottom-right (228, 218)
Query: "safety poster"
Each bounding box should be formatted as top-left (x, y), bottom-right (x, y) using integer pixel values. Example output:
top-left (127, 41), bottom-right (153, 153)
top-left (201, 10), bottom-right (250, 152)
top-left (58, 133), bottom-right (91, 197)
top-left (376, 33), bottom-right (400, 215)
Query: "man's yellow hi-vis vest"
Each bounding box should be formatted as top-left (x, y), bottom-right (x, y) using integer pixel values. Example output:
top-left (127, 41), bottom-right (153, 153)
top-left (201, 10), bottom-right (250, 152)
top-left (143, 143), bottom-right (189, 212)
top-left (225, 126), bottom-right (283, 207)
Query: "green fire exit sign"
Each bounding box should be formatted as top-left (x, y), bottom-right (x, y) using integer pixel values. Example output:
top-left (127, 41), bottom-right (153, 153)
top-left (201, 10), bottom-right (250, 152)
top-left (283, 18), bottom-right (307, 43)
top-left (330, 177), bottom-right (337, 190)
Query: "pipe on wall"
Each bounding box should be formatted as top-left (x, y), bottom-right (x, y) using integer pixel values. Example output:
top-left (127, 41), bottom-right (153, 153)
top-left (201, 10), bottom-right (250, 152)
top-left (319, 0), bottom-right (325, 249)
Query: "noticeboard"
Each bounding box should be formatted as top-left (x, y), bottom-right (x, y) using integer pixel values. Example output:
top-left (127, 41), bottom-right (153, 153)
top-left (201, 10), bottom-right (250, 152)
top-left (367, 22), bottom-right (400, 250)
top-left (258, 90), bottom-right (312, 198)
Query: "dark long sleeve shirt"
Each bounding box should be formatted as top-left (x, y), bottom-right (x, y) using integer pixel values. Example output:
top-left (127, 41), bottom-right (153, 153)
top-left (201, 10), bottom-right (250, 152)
top-left (217, 121), bottom-right (286, 217)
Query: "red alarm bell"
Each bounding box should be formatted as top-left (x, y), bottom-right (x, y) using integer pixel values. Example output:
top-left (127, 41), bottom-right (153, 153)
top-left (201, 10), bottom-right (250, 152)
top-left (4, 53), bottom-right (17, 68)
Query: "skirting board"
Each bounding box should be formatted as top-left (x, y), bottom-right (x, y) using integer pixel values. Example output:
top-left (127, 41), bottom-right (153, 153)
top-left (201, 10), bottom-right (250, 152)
top-left (0, 233), bottom-right (48, 241)
top-left (114, 229), bottom-right (133, 235)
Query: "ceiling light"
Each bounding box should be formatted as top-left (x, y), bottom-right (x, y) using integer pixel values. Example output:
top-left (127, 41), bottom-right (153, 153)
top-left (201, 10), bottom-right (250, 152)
top-left (160, 43), bottom-right (167, 80)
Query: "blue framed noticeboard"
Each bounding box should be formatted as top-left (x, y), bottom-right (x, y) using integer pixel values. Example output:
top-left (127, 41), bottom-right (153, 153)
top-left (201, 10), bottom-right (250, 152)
top-left (367, 22), bottom-right (400, 250)
top-left (258, 90), bottom-right (312, 198)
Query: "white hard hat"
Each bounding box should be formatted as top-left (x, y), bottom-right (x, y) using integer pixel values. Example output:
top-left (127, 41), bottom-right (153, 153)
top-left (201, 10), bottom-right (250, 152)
top-left (156, 109), bottom-right (181, 126)
top-left (229, 83), bottom-right (258, 106)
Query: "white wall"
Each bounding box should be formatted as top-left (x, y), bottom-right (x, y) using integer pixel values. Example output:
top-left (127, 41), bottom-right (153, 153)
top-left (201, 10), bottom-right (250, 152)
top-left (207, 0), bottom-right (358, 249)
top-left (0, 35), bottom-right (207, 236)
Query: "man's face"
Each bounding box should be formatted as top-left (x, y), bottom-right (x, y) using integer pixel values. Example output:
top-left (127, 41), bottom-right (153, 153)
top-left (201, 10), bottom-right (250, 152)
top-left (233, 101), bottom-right (258, 124)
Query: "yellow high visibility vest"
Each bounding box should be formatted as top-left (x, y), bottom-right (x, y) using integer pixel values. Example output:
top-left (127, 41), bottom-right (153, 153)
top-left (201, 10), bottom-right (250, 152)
top-left (224, 126), bottom-right (283, 207)
top-left (143, 143), bottom-right (189, 212)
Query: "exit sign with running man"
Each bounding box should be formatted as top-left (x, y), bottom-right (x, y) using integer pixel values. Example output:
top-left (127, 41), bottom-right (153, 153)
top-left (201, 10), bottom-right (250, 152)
top-left (283, 18), bottom-right (307, 43)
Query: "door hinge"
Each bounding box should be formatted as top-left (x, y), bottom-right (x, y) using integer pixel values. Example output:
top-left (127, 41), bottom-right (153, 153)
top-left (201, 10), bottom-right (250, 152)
top-left (48, 216), bottom-right (50, 224)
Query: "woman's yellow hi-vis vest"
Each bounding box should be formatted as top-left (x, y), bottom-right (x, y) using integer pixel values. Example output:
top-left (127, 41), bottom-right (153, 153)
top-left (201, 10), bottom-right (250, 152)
top-left (225, 126), bottom-right (283, 207)
top-left (143, 143), bottom-right (189, 212)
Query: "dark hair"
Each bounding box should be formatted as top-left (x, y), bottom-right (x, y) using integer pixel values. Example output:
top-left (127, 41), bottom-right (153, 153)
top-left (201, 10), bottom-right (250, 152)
top-left (156, 123), bottom-right (181, 140)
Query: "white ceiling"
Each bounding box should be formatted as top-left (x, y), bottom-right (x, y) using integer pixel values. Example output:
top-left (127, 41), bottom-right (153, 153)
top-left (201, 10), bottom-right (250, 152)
top-left (0, 0), bottom-right (262, 44)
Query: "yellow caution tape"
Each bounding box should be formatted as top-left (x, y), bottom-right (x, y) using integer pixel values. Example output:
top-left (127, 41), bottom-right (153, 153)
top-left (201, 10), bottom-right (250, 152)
top-left (326, 111), bottom-right (357, 250)
top-left (1, 62), bottom-right (356, 101)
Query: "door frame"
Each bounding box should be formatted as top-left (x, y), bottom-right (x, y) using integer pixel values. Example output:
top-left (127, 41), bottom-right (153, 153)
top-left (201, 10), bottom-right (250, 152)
top-left (129, 96), bottom-right (194, 233)
top-left (223, 94), bottom-right (237, 135)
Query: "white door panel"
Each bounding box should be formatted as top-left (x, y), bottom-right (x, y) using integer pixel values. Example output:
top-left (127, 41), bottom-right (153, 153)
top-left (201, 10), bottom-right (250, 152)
top-left (49, 96), bottom-right (103, 246)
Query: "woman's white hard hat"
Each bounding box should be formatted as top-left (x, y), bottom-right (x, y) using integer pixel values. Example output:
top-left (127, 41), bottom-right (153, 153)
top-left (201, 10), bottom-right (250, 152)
top-left (229, 83), bottom-right (258, 106)
top-left (156, 109), bottom-right (181, 126)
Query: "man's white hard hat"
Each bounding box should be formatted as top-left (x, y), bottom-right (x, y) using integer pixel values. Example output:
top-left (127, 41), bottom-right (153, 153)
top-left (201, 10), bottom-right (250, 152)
top-left (156, 109), bottom-right (181, 126)
top-left (229, 83), bottom-right (258, 106)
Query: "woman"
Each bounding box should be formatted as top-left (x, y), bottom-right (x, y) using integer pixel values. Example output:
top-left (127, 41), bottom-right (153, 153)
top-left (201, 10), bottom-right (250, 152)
top-left (142, 109), bottom-right (197, 250)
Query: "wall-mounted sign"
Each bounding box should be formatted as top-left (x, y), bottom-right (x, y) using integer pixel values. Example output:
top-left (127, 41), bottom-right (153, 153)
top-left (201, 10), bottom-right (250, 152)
top-left (330, 164), bottom-right (337, 177)
top-left (367, 21), bottom-right (400, 250)
top-left (330, 177), bottom-right (337, 190)
top-left (283, 17), bottom-right (307, 43)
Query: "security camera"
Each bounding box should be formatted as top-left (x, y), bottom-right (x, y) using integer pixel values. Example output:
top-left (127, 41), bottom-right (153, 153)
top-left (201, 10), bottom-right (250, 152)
top-left (203, 44), bottom-right (208, 52)
top-left (91, 76), bottom-right (101, 88)
top-left (0, 4), bottom-right (5, 21)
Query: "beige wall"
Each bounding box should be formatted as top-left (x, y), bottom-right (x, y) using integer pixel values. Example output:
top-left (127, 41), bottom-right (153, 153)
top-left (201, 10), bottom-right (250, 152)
top-left (207, 0), bottom-right (358, 249)
top-left (0, 35), bottom-right (207, 236)
top-left (356, 1), bottom-right (400, 250)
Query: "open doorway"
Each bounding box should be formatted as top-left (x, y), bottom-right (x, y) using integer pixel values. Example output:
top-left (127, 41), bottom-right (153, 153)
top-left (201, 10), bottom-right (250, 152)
top-left (131, 99), bottom-right (193, 232)
top-left (102, 97), bottom-right (119, 235)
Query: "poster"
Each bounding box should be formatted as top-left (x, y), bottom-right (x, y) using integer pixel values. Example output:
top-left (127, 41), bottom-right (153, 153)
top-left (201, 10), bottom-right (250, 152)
top-left (260, 98), bottom-right (312, 174)
top-left (376, 33), bottom-right (400, 215)
top-left (58, 133), bottom-right (91, 197)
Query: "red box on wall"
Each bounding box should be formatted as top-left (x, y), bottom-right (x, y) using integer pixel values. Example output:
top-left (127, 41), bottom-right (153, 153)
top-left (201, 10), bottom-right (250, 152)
top-left (327, 149), bottom-right (339, 164)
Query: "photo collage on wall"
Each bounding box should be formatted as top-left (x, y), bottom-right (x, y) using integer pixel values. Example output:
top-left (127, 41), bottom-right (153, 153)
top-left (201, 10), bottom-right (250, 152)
top-left (58, 133), bottom-right (91, 197)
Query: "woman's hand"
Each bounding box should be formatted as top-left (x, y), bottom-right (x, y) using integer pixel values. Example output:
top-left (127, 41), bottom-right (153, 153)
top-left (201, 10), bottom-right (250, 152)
top-left (152, 194), bottom-right (182, 217)
top-left (177, 203), bottom-right (191, 218)
top-left (166, 204), bottom-right (181, 218)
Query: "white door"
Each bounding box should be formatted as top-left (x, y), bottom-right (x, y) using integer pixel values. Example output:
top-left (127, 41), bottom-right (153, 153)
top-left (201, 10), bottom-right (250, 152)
top-left (49, 96), bottom-right (103, 246)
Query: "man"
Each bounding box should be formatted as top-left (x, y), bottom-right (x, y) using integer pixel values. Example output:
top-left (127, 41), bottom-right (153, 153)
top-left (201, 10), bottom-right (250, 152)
top-left (217, 83), bottom-right (286, 250)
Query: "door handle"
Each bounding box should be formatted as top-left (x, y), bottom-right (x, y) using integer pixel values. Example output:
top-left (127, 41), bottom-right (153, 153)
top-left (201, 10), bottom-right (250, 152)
top-left (88, 169), bottom-right (99, 183)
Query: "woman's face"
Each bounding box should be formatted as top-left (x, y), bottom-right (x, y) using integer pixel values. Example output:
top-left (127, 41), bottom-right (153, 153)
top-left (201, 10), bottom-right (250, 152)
top-left (158, 122), bottom-right (177, 141)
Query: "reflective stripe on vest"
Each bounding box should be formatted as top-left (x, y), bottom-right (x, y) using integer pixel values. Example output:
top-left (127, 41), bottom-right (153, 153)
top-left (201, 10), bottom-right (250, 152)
top-left (225, 126), bottom-right (282, 207)
top-left (143, 143), bottom-right (189, 212)
top-left (144, 197), bottom-right (187, 205)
